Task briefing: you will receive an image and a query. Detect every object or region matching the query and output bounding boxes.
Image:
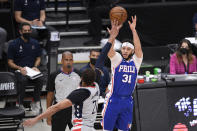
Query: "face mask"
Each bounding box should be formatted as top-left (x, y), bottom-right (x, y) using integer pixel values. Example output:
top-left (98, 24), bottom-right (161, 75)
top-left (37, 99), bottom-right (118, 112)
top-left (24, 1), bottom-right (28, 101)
top-left (22, 33), bottom-right (31, 40)
top-left (67, 64), bottom-right (72, 69)
top-left (179, 48), bottom-right (188, 55)
top-left (90, 58), bottom-right (97, 65)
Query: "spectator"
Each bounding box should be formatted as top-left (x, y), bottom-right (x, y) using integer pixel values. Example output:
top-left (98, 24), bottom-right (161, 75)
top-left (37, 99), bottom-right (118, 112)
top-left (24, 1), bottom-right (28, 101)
top-left (170, 39), bottom-right (197, 74)
top-left (14, 0), bottom-right (55, 47)
top-left (83, 0), bottom-right (117, 46)
top-left (46, 51), bottom-right (81, 131)
top-left (0, 27), bottom-right (7, 60)
top-left (7, 22), bottom-right (43, 115)
top-left (80, 49), bottom-right (110, 97)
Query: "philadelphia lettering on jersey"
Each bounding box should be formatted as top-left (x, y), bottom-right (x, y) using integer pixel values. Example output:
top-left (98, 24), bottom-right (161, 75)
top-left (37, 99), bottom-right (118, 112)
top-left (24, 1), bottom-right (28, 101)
top-left (113, 60), bottom-right (137, 97)
top-left (108, 52), bottom-right (142, 97)
top-left (118, 65), bottom-right (136, 73)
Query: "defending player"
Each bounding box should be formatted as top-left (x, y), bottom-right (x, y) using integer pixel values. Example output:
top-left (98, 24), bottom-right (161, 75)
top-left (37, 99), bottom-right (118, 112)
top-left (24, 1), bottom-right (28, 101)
top-left (23, 68), bottom-right (100, 131)
top-left (101, 16), bottom-right (143, 131)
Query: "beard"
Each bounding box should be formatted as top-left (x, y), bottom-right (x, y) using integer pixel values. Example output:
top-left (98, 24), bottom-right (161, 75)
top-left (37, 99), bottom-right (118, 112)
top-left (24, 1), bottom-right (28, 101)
top-left (121, 52), bottom-right (133, 61)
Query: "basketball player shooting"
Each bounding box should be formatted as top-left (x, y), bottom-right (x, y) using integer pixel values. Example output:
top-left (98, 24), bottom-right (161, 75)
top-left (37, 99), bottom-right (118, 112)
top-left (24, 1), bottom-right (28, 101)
top-left (100, 15), bottom-right (143, 131)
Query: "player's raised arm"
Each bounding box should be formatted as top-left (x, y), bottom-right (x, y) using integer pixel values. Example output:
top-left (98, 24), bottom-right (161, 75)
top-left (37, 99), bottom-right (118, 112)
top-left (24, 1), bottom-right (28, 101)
top-left (107, 20), bottom-right (122, 58)
top-left (23, 99), bottom-right (72, 127)
top-left (128, 15), bottom-right (143, 58)
top-left (95, 20), bottom-right (122, 69)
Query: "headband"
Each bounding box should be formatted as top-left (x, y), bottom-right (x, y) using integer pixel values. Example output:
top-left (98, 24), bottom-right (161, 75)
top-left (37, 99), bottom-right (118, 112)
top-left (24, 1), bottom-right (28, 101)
top-left (122, 42), bottom-right (134, 49)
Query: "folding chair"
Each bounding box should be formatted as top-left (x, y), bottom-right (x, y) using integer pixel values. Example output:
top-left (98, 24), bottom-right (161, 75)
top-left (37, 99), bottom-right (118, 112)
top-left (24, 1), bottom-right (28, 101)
top-left (0, 72), bottom-right (25, 131)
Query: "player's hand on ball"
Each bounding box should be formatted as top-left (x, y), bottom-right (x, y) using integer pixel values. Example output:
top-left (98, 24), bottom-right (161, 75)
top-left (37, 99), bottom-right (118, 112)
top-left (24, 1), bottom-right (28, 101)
top-left (107, 20), bottom-right (122, 39)
top-left (110, 6), bottom-right (127, 25)
top-left (128, 15), bottom-right (137, 31)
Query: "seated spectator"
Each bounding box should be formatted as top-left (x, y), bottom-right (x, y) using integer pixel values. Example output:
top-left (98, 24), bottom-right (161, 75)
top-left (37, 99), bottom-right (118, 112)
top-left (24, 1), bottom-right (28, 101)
top-left (80, 49), bottom-right (110, 97)
top-left (83, 0), bottom-right (116, 46)
top-left (14, 0), bottom-right (55, 48)
top-left (0, 27), bottom-right (7, 60)
top-left (170, 39), bottom-right (197, 74)
top-left (7, 22), bottom-right (43, 115)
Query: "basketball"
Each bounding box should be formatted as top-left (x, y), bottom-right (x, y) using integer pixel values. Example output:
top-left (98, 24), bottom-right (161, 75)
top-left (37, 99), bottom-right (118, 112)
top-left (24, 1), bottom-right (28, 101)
top-left (109, 6), bottom-right (128, 25)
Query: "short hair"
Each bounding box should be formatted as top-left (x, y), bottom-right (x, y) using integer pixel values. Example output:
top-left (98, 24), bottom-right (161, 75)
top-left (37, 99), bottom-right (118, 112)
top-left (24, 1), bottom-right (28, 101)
top-left (90, 49), bottom-right (101, 55)
top-left (81, 68), bottom-right (96, 86)
top-left (19, 22), bottom-right (31, 31)
top-left (62, 51), bottom-right (73, 58)
top-left (122, 39), bottom-right (134, 46)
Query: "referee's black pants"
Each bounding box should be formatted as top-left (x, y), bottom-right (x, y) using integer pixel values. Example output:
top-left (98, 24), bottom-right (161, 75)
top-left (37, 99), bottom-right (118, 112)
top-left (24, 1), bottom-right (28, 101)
top-left (52, 106), bottom-right (72, 131)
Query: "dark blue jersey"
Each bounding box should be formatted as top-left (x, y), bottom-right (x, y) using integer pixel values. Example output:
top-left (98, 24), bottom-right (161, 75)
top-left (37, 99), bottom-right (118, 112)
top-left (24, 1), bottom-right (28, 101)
top-left (7, 37), bottom-right (41, 68)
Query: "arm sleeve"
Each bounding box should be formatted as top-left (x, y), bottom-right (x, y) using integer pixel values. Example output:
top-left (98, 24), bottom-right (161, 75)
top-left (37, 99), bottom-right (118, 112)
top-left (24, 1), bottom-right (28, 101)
top-left (95, 42), bottom-right (112, 70)
top-left (110, 52), bottom-right (122, 68)
top-left (105, 68), bottom-right (110, 85)
top-left (46, 71), bottom-right (58, 92)
top-left (40, 0), bottom-right (45, 10)
top-left (7, 43), bottom-right (15, 60)
top-left (67, 89), bottom-right (91, 104)
top-left (170, 54), bottom-right (176, 74)
top-left (14, 0), bottom-right (22, 11)
top-left (133, 54), bottom-right (143, 71)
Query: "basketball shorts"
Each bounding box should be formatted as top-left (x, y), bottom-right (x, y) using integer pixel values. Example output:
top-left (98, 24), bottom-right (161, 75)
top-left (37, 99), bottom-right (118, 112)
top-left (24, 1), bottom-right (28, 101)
top-left (102, 96), bottom-right (133, 131)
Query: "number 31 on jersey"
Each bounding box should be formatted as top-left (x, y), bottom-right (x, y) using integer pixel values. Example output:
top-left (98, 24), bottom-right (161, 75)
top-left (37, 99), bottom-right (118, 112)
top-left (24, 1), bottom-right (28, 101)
top-left (122, 74), bottom-right (132, 83)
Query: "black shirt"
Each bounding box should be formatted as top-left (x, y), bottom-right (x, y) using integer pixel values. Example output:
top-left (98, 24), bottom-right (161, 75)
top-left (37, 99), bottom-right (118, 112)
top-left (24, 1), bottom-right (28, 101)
top-left (14, 0), bottom-right (45, 21)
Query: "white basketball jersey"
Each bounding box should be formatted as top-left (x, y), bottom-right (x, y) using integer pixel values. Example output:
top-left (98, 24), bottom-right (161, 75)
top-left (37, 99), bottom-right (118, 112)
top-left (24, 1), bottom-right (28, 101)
top-left (72, 82), bottom-right (100, 129)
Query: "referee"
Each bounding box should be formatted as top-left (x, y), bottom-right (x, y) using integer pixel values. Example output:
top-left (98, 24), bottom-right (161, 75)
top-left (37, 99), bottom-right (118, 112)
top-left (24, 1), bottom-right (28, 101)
top-left (46, 51), bottom-right (81, 131)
